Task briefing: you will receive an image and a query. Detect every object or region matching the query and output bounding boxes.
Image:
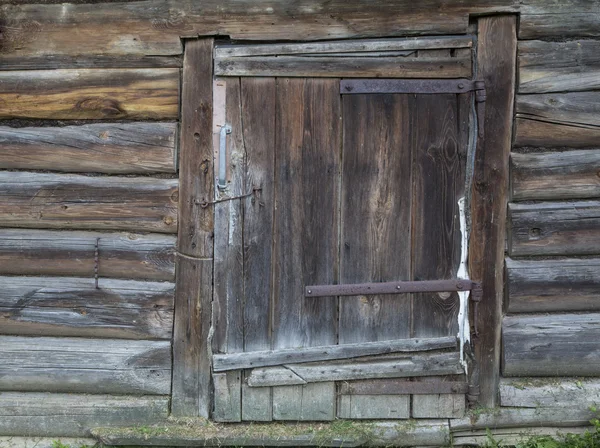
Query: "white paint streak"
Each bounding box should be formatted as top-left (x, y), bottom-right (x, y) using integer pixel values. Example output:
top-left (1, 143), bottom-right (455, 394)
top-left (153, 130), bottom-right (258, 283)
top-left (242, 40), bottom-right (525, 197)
top-left (456, 197), bottom-right (470, 373)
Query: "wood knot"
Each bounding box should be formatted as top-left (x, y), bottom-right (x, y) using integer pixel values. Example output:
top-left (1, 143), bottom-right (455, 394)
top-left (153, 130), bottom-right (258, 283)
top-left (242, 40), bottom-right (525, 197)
top-left (170, 190), bottom-right (179, 202)
top-left (75, 97), bottom-right (126, 118)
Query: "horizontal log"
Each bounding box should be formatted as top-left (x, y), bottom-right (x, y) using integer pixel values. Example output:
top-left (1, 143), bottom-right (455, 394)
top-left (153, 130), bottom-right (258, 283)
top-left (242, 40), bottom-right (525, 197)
top-left (511, 150), bottom-right (600, 200)
top-left (0, 123), bottom-right (177, 173)
top-left (213, 336), bottom-right (457, 371)
top-left (519, 40), bottom-right (600, 94)
top-left (0, 336), bottom-right (171, 394)
top-left (514, 118), bottom-right (600, 149)
top-left (0, 172), bottom-right (178, 233)
top-left (502, 313), bottom-right (600, 376)
top-left (516, 92), bottom-right (600, 128)
top-left (452, 427), bottom-right (593, 447)
top-left (0, 393), bottom-right (168, 437)
top-left (0, 69), bottom-right (179, 120)
top-left (519, 1), bottom-right (600, 38)
top-left (508, 201), bottom-right (600, 256)
top-left (1, 55), bottom-right (182, 71)
top-left (0, 276), bottom-right (174, 339)
top-left (506, 258), bottom-right (600, 313)
top-left (0, 229), bottom-right (175, 281)
top-left (499, 377), bottom-right (600, 408)
top-left (339, 378), bottom-right (468, 395)
top-left (248, 352), bottom-right (463, 387)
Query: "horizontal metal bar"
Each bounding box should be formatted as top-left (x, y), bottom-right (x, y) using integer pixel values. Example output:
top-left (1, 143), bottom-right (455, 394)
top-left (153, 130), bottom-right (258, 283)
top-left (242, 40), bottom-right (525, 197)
top-left (340, 78), bottom-right (478, 94)
top-left (339, 379), bottom-right (469, 395)
top-left (305, 279), bottom-right (475, 298)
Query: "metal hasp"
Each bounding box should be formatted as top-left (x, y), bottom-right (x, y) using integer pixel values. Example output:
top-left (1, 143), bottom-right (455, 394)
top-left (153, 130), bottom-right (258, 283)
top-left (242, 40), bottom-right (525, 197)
top-left (218, 124), bottom-right (232, 190)
top-left (340, 78), bottom-right (487, 137)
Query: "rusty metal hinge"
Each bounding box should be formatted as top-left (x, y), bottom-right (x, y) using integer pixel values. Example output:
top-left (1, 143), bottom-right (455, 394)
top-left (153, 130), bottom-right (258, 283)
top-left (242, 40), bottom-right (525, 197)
top-left (195, 187), bottom-right (262, 208)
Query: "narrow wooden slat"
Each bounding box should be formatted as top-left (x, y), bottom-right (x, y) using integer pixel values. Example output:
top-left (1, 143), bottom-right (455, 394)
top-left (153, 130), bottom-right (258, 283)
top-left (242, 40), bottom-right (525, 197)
top-left (519, 40), bottom-right (600, 94)
top-left (0, 393), bottom-right (168, 437)
top-left (0, 69), bottom-right (179, 120)
top-left (0, 229), bottom-right (175, 281)
top-left (172, 38), bottom-right (214, 418)
top-left (519, 1), bottom-right (600, 38)
top-left (339, 378), bottom-right (468, 395)
top-left (511, 151), bottom-right (600, 200)
top-left (508, 201), bottom-right (600, 256)
top-left (502, 314), bottom-right (600, 376)
top-left (338, 395), bottom-right (410, 419)
top-left (0, 336), bottom-right (171, 394)
top-left (1, 55), bottom-right (182, 71)
top-left (0, 123), bottom-right (177, 173)
top-left (0, 172), bottom-right (178, 233)
top-left (214, 337), bottom-right (457, 371)
top-left (514, 118), bottom-right (600, 149)
top-left (469, 16), bottom-right (517, 407)
top-left (0, 276), bottom-right (174, 339)
top-left (212, 372), bottom-right (242, 423)
top-left (499, 377), bottom-right (600, 408)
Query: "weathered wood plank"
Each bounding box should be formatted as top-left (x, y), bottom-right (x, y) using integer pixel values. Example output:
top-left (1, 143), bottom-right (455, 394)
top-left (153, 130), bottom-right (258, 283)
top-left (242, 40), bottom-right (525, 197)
top-left (0, 336), bottom-right (171, 394)
top-left (503, 313), bottom-right (600, 376)
top-left (248, 352), bottom-right (463, 386)
top-left (516, 92), bottom-right (600, 128)
top-left (514, 118), bottom-right (600, 149)
top-left (508, 201), bottom-right (600, 256)
top-left (519, 40), bottom-right (600, 94)
top-left (0, 123), bottom-right (177, 173)
top-left (519, 1), bottom-right (600, 38)
top-left (212, 371), bottom-right (242, 423)
top-left (339, 378), bottom-right (468, 395)
top-left (172, 39), bottom-right (214, 418)
top-left (452, 427), bottom-right (594, 447)
top-left (412, 393), bottom-right (465, 419)
top-left (469, 15), bottom-right (517, 407)
top-left (0, 55), bottom-right (182, 71)
top-left (0, 229), bottom-right (175, 281)
top-left (0, 172), bottom-right (178, 233)
top-left (215, 54), bottom-right (471, 78)
top-left (338, 395), bottom-right (410, 419)
top-left (499, 377), bottom-right (600, 408)
top-left (0, 276), bottom-right (174, 339)
top-left (511, 151), bottom-right (600, 200)
top-left (273, 383), bottom-right (335, 421)
top-left (214, 337), bottom-right (457, 371)
top-left (0, 393), bottom-right (168, 437)
top-left (0, 69), bottom-right (179, 120)
top-left (506, 258), bottom-right (600, 313)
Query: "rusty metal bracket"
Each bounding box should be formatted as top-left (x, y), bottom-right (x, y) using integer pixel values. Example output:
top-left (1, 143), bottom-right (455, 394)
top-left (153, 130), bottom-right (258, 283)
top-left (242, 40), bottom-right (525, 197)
top-left (195, 187), bottom-right (262, 208)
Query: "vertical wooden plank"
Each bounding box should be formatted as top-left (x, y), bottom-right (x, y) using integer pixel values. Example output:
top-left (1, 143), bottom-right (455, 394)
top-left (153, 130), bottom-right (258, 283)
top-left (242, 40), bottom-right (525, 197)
top-left (271, 78), bottom-right (341, 420)
top-left (172, 38), bottom-right (214, 418)
top-left (273, 383), bottom-right (336, 421)
top-left (212, 371), bottom-right (242, 422)
top-left (240, 77), bottom-right (277, 422)
top-left (339, 94), bottom-right (413, 344)
top-left (470, 16), bottom-right (517, 407)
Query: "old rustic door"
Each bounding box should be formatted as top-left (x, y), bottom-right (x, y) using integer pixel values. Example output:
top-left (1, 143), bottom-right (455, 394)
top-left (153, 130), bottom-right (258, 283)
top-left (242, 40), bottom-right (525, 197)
top-left (210, 38), bottom-right (477, 422)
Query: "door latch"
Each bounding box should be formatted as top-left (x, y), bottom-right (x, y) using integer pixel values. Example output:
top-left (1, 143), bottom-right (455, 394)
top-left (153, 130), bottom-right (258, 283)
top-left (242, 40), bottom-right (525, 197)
top-left (218, 124), bottom-right (232, 190)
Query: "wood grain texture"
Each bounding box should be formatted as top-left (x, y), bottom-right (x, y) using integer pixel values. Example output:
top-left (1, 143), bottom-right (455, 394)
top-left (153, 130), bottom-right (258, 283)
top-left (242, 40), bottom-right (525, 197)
top-left (519, 0), bottom-right (600, 38)
top-left (212, 371), bottom-right (242, 423)
top-left (339, 378), bottom-right (467, 395)
top-left (0, 336), bottom-right (171, 394)
top-left (0, 123), bottom-right (177, 173)
top-left (172, 38), bottom-right (214, 418)
top-left (469, 16), bottom-right (516, 407)
top-left (506, 258), bottom-right (600, 313)
top-left (514, 118), bottom-right (600, 149)
top-left (0, 69), bottom-right (179, 120)
top-left (273, 383), bottom-right (335, 421)
top-left (0, 229), bottom-right (175, 281)
top-left (519, 40), bottom-right (600, 94)
top-left (452, 427), bottom-right (595, 447)
top-left (499, 377), bottom-right (600, 408)
top-left (516, 92), bottom-right (600, 128)
top-left (0, 393), bottom-right (168, 437)
top-left (0, 172), bottom-right (178, 233)
top-left (0, 276), bottom-right (174, 339)
top-left (412, 393), bottom-right (465, 418)
top-left (338, 395), bottom-right (410, 419)
top-left (511, 151), bottom-right (600, 200)
top-left (508, 201), bottom-right (600, 256)
top-left (502, 313), bottom-right (600, 376)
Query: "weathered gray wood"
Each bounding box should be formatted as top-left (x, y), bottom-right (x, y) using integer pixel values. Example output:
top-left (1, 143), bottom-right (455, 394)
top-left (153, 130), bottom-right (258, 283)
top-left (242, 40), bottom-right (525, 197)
top-left (273, 383), bottom-right (335, 421)
top-left (452, 427), bottom-right (594, 447)
top-left (516, 92), bottom-right (600, 128)
top-left (0, 229), bottom-right (175, 281)
top-left (0, 393), bottom-right (168, 437)
top-left (519, 40), bottom-right (600, 94)
top-left (213, 371), bottom-right (242, 423)
top-left (338, 395), bottom-right (410, 419)
top-left (519, 1), bottom-right (600, 38)
top-left (500, 377), bottom-right (600, 408)
top-left (511, 151), bottom-right (600, 200)
top-left (508, 201), bottom-right (600, 256)
top-left (369, 420), bottom-right (450, 447)
top-left (0, 122), bottom-right (177, 173)
top-left (248, 352), bottom-right (463, 386)
top-left (412, 394), bottom-right (465, 418)
top-left (214, 336), bottom-right (456, 371)
top-left (503, 314), bottom-right (600, 376)
top-left (0, 276), bottom-right (174, 339)
top-left (0, 55), bottom-right (182, 71)
top-left (506, 258), bottom-right (600, 313)
top-left (0, 69), bottom-right (179, 120)
top-left (0, 437), bottom-right (96, 448)
top-left (0, 172), bottom-right (178, 233)
top-left (0, 336), bottom-right (170, 394)
top-left (339, 378), bottom-right (468, 395)
top-left (514, 118), bottom-right (600, 149)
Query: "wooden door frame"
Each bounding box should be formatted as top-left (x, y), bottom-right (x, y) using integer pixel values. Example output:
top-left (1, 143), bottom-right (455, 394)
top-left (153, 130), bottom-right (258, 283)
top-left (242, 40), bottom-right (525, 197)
top-left (173, 15), bottom-right (517, 417)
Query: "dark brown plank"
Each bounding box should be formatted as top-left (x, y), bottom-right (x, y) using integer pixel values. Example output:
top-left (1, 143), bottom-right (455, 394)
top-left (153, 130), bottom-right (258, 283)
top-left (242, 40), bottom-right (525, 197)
top-left (0, 123), bottom-right (177, 173)
top-left (339, 94), bottom-right (412, 344)
top-left (0, 172), bottom-right (178, 233)
top-left (503, 313), bottom-right (600, 376)
top-left (469, 16), bottom-right (517, 407)
top-left (511, 150), bottom-right (600, 201)
top-left (514, 118), bottom-right (600, 149)
top-left (0, 69), bottom-right (179, 120)
top-left (506, 258), bottom-right (600, 313)
top-left (508, 201), bottom-right (600, 256)
top-left (172, 38), bottom-right (214, 418)
top-left (516, 92), bottom-right (600, 128)
top-left (0, 276), bottom-right (174, 339)
top-left (520, 1), bottom-right (600, 38)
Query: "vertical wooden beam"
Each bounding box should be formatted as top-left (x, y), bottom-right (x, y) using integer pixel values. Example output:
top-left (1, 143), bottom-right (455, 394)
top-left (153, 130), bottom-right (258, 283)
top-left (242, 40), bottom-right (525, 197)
top-left (172, 38), bottom-right (214, 418)
top-left (470, 16), bottom-right (516, 407)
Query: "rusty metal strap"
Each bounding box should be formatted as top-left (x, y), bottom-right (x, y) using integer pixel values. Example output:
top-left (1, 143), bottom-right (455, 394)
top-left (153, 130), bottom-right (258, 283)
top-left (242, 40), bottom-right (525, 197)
top-left (340, 78), bottom-right (484, 95)
top-left (305, 279), bottom-right (476, 297)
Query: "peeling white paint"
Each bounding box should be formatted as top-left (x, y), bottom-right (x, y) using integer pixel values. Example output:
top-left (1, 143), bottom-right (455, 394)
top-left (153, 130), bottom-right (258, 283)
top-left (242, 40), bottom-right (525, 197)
top-left (456, 196), bottom-right (470, 373)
